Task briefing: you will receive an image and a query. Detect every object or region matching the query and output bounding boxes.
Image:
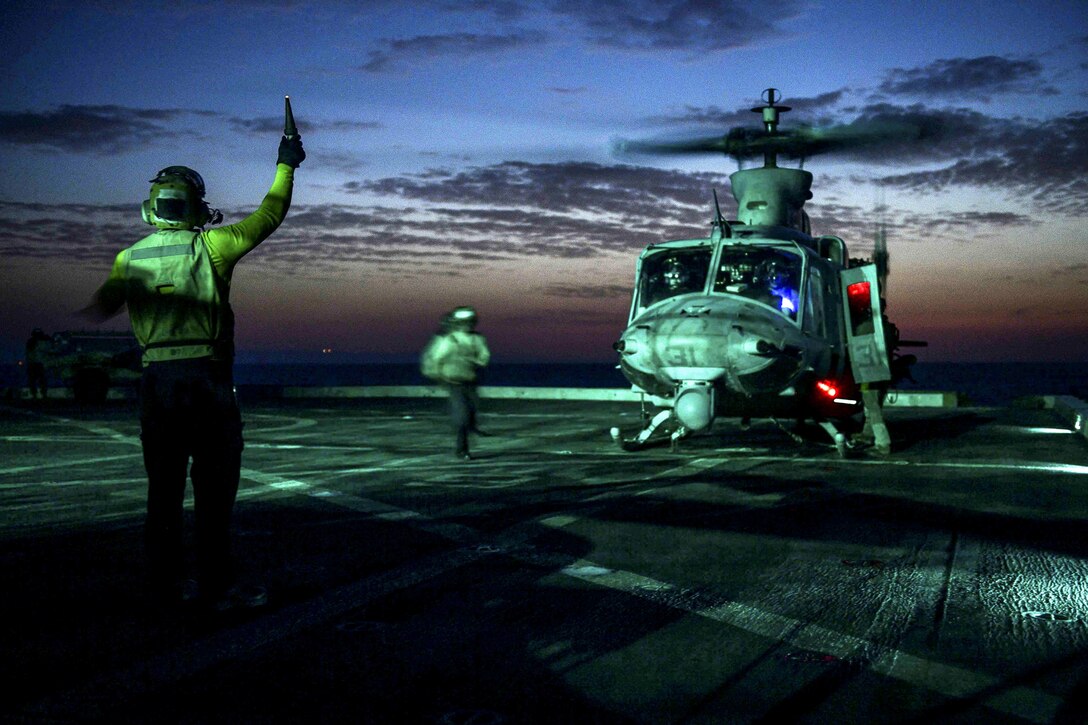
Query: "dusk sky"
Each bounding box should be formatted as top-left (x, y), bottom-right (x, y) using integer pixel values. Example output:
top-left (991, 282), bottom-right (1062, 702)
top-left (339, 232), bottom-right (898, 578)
top-left (1, 0), bottom-right (1086, 365)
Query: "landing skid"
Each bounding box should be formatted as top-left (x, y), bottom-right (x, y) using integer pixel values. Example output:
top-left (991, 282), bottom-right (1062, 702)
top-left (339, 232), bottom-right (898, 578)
top-left (611, 409), bottom-right (690, 451)
top-left (772, 416), bottom-right (853, 458)
top-left (817, 419), bottom-right (852, 459)
top-left (612, 410), bottom-right (863, 458)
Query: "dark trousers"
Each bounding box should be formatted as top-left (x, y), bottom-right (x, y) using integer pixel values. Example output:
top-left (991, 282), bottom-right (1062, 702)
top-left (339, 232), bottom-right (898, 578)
top-left (139, 358), bottom-right (243, 596)
top-left (448, 383), bottom-right (478, 455)
top-left (27, 362), bottom-right (47, 397)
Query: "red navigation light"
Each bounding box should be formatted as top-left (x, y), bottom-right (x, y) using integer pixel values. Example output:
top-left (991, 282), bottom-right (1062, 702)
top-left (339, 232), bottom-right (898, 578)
top-left (816, 380), bottom-right (838, 398)
top-left (847, 281), bottom-right (870, 314)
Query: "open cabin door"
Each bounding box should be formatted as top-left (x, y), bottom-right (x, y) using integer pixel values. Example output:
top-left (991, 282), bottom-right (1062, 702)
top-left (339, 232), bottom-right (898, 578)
top-left (840, 264), bottom-right (891, 384)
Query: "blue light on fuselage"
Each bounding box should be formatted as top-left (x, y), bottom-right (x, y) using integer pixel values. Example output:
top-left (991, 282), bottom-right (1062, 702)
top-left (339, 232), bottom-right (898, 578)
top-left (772, 284), bottom-right (798, 315)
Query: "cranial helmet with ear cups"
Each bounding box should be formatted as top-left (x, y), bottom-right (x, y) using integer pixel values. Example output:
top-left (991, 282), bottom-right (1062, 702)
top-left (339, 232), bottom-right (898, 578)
top-left (141, 166), bottom-right (222, 229)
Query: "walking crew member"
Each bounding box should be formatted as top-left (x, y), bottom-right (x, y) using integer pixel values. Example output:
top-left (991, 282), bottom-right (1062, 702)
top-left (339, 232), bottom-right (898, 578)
top-left (25, 328), bottom-right (51, 400)
top-left (421, 307), bottom-right (491, 460)
top-left (84, 132), bottom-right (305, 609)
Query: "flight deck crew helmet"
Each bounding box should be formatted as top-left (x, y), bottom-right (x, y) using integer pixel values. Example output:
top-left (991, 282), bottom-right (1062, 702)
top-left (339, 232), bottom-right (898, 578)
top-left (447, 306), bottom-right (477, 329)
top-left (141, 166), bottom-right (223, 229)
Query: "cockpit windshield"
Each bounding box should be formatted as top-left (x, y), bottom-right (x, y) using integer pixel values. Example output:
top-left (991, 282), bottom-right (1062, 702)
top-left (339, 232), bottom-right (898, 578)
top-left (638, 247), bottom-right (713, 307)
top-left (714, 245), bottom-right (802, 319)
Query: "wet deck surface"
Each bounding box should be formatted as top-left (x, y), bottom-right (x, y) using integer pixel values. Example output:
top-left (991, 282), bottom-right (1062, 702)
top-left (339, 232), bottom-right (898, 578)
top-left (3, 396), bottom-right (1088, 724)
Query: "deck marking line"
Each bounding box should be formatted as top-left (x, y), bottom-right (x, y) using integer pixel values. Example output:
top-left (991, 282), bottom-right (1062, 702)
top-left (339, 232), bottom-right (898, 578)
top-left (558, 559), bottom-right (1061, 724)
top-left (736, 455), bottom-right (1088, 476)
top-left (0, 453), bottom-right (141, 478)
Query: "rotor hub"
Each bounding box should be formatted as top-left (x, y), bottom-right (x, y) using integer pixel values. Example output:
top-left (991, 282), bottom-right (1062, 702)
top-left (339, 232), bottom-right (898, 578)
top-left (751, 88), bottom-right (792, 134)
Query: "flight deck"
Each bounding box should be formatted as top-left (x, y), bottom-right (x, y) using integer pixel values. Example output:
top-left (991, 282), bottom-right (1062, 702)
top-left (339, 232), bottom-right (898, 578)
top-left (3, 392), bottom-right (1088, 723)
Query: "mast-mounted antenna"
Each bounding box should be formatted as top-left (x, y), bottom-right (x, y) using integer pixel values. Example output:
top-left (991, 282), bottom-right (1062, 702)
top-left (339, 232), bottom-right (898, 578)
top-left (751, 88), bottom-right (791, 168)
top-left (711, 188), bottom-right (731, 239)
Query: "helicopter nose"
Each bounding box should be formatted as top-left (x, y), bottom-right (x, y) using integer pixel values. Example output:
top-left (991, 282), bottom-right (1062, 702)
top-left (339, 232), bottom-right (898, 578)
top-left (615, 327), bottom-right (647, 357)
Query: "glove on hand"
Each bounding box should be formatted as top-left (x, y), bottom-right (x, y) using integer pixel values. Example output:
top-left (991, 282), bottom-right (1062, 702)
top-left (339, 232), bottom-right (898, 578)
top-left (278, 136), bottom-right (306, 168)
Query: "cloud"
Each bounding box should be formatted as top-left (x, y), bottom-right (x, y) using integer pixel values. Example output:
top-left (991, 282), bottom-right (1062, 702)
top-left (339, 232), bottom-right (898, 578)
top-left (0, 105), bottom-right (209, 154)
top-left (541, 283), bottom-right (631, 300)
top-left (352, 160), bottom-right (731, 218)
top-left (309, 149), bottom-right (369, 174)
top-left (493, 308), bottom-right (627, 330)
top-left (874, 110), bottom-right (1088, 215)
top-left (360, 30), bottom-right (547, 72)
top-left (939, 211), bottom-right (1036, 227)
top-left (0, 200), bottom-right (138, 263)
top-left (804, 200), bottom-right (1038, 250)
top-left (0, 161), bottom-right (735, 275)
top-left (343, 160), bottom-right (739, 258)
top-left (1053, 262), bottom-right (1088, 286)
top-left (359, 0), bottom-right (808, 72)
top-left (452, 1), bottom-right (530, 21)
top-left (229, 117), bottom-right (384, 135)
top-left (83, 0), bottom-right (347, 18)
top-left (548, 0), bottom-right (806, 54)
top-left (277, 159), bottom-right (1056, 270)
top-left (0, 155), bottom-right (1059, 282)
top-left (878, 55), bottom-right (1057, 99)
top-left (0, 103), bottom-right (382, 157)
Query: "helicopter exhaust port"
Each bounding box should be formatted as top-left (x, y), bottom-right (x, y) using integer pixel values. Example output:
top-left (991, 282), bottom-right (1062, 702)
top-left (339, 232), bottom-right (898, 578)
top-left (742, 338), bottom-right (777, 356)
top-left (613, 326), bottom-right (648, 356)
top-left (674, 382), bottom-right (715, 432)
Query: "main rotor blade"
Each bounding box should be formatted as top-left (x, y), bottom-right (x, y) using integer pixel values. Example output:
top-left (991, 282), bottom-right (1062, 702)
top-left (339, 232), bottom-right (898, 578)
top-left (615, 119), bottom-right (930, 160)
top-left (791, 119), bottom-right (929, 157)
top-left (613, 127), bottom-right (764, 157)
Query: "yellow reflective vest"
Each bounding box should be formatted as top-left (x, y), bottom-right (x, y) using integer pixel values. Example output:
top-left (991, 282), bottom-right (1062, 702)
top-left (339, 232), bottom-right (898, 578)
top-left (102, 164), bottom-right (294, 365)
top-left (421, 330), bottom-right (491, 383)
top-left (124, 228), bottom-right (227, 362)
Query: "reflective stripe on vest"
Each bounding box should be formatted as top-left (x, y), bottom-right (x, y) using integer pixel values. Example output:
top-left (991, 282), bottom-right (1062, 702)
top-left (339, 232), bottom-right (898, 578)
top-left (129, 244), bottom-right (194, 260)
top-left (123, 229), bottom-right (231, 365)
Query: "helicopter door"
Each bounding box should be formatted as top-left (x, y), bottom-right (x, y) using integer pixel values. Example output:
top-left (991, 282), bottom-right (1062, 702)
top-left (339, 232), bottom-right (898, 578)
top-left (840, 264), bottom-right (891, 384)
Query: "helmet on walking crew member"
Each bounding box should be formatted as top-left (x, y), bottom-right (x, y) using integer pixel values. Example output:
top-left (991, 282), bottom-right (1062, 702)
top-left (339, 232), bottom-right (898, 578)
top-left (141, 166), bottom-right (223, 230)
top-left (446, 306), bottom-right (477, 330)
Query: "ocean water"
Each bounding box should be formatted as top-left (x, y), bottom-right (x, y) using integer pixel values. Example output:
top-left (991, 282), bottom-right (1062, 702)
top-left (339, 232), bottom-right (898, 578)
top-left (3, 361), bottom-right (1086, 407)
top-left (235, 361), bottom-right (1087, 406)
top-left (906, 362), bottom-right (1087, 406)
top-left (232, 362), bottom-right (630, 390)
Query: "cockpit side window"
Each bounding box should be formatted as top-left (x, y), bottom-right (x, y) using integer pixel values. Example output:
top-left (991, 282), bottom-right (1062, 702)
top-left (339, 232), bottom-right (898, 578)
top-left (713, 246), bottom-right (802, 320)
top-left (804, 265), bottom-right (825, 335)
top-left (638, 248), bottom-right (712, 307)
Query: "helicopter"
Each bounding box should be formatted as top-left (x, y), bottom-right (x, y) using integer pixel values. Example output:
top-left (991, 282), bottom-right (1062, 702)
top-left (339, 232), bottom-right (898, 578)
top-left (611, 89), bottom-right (924, 456)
